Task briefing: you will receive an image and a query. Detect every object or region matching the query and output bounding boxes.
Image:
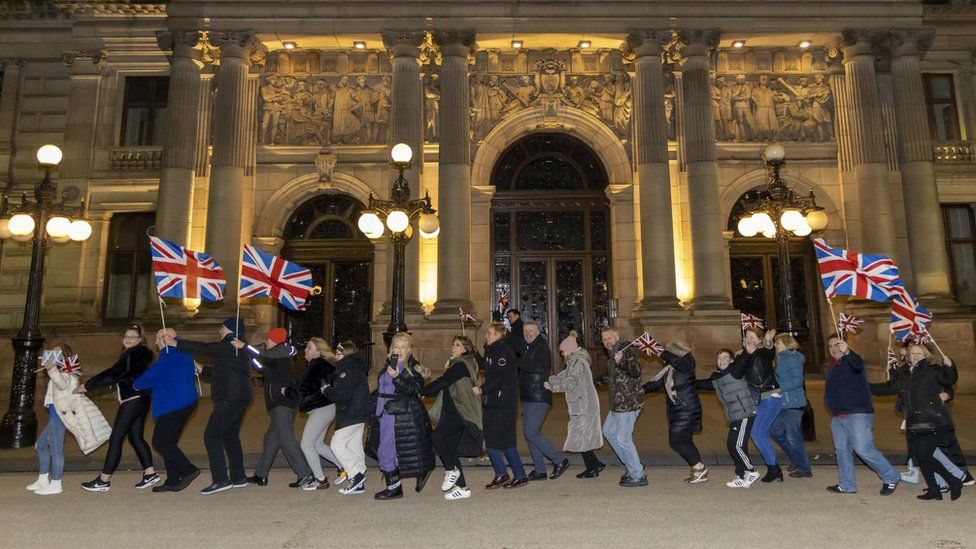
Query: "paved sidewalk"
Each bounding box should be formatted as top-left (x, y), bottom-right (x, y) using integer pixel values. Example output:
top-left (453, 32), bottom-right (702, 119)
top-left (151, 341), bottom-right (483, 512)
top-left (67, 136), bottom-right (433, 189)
top-left (2, 381), bottom-right (974, 474)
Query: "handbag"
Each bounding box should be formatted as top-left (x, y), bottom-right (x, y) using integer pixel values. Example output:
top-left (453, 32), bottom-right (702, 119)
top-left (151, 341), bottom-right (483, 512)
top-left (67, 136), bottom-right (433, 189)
top-left (383, 397), bottom-right (410, 415)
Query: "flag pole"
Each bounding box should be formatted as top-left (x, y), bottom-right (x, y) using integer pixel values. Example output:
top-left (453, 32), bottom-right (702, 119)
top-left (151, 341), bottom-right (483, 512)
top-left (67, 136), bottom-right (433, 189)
top-left (925, 330), bottom-right (947, 360)
top-left (886, 330), bottom-right (893, 381)
top-left (235, 255), bottom-right (242, 357)
top-left (826, 298), bottom-right (842, 339)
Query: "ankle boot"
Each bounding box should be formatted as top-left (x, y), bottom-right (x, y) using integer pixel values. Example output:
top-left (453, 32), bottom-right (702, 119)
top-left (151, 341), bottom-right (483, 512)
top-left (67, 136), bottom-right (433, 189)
top-left (374, 469), bottom-right (403, 500)
top-left (415, 468), bottom-right (433, 493)
top-left (761, 464), bottom-right (783, 483)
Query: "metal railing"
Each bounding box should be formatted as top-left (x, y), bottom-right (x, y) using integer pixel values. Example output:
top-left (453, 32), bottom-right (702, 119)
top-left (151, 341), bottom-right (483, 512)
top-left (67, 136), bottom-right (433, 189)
top-left (934, 141), bottom-right (975, 163)
top-left (108, 148), bottom-right (162, 170)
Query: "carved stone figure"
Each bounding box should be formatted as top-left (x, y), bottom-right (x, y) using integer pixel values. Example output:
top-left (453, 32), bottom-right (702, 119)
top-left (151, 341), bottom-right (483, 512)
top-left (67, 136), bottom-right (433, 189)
top-left (332, 75), bottom-right (361, 144)
top-left (312, 80), bottom-right (334, 146)
top-left (373, 76), bottom-right (391, 144)
top-left (286, 79), bottom-right (313, 145)
top-left (501, 75), bottom-right (537, 115)
top-left (711, 76), bottom-right (734, 141)
top-left (612, 74), bottom-right (631, 135)
top-left (424, 73), bottom-right (440, 142)
top-left (354, 75), bottom-right (375, 144)
top-left (751, 75), bottom-right (779, 141)
top-left (808, 74), bottom-right (833, 141)
top-left (260, 75), bottom-right (286, 144)
top-left (598, 74), bottom-right (615, 122)
top-left (730, 74), bottom-right (755, 142)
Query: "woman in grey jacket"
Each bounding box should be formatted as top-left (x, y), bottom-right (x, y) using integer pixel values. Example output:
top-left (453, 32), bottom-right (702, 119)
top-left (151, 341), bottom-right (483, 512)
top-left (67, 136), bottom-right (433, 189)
top-left (697, 348), bottom-right (760, 488)
top-left (546, 332), bottom-right (604, 478)
top-left (768, 333), bottom-right (812, 478)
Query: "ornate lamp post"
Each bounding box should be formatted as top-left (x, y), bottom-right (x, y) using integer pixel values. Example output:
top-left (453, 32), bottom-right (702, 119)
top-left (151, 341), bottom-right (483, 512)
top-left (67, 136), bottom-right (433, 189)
top-left (357, 143), bottom-right (440, 346)
top-left (734, 144), bottom-right (828, 335)
top-left (0, 145), bottom-right (94, 448)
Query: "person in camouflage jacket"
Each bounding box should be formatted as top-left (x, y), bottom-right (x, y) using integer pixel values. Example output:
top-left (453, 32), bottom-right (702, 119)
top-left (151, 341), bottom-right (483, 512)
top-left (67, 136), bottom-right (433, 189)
top-left (596, 327), bottom-right (647, 487)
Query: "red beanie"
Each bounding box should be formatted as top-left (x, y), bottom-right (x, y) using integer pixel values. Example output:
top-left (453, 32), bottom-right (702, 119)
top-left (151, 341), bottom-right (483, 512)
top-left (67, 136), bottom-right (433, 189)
top-left (267, 328), bottom-right (288, 345)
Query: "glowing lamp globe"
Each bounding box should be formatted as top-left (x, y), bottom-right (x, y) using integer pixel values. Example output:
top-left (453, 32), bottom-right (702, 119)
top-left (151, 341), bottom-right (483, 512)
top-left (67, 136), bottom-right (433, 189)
top-left (751, 212), bottom-right (774, 234)
top-left (36, 144), bottom-right (63, 166)
top-left (761, 226), bottom-right (777, 239)
top-left (50, 234), bottom-right (70, 244)
top-left (762, 143), bottom-right (786, 163)
top-left (418, 213), bottom-right (439, 239)
top-left (12, 232), bottom-right (34, 242)
top-left (386, 210), bottom-right (409, 233)
top-left (806, 209), bottom-right (828, 231)
top-left (357, 211), bottom-right (381, 236)
top-left (391, 143), bottom-right (413, 164)
top-left (0, 218), bottom-right (12, 239)
top-left (737, 216), bottom-right (758, 237)
top-left (779, 209), bottom-right (804, 232)
top-left (68, 219), bottom-right (93, 241)
top-left (9, 213), bottom-right (35, 236)
top-left (792, 218), bottom-right (813, 237)
top-left (45, 216), bottom-right (71, 239)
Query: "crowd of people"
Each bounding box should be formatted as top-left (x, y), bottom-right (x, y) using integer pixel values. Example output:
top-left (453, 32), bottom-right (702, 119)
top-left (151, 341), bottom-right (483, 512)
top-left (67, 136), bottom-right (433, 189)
top-left (25, 309), bottom-right (970, 502)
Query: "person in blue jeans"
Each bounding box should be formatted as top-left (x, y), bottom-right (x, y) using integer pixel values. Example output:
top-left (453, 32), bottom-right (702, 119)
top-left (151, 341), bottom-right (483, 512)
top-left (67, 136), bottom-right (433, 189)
top-left (597, 326), bottom-right (647, 487)
top-left (732, 327), bottom-right (783, 483)
top-left (477, 323), bottom-right (529, 490)
top-left (769, 333), bottom-right (813, 478)
top-left (823, 334), bottom-right (900, 495)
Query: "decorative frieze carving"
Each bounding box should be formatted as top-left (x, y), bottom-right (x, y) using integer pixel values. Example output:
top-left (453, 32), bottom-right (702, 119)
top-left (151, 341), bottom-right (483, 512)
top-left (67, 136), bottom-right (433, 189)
top-left (61, 49), bottom-right (106, 68)
top-left (468, 49), bottom-right (632, 142)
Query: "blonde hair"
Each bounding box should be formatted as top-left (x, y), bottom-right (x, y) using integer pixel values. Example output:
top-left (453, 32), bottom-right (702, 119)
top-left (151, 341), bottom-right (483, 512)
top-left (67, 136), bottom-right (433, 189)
top-left (744, 327), bottom-right (764, 340)
top-left (307, 337), bottom-right (332, 357)
top-left (665, 340), bottom-right (691, 356)
top-left (487, 322), bottom-right (508, 338)
top-left (907, 343), bottom-right (932, 360)
top-left (387, 333), bottom-right (413, 359)
top-left (774, 333), bottom-right (800, 351)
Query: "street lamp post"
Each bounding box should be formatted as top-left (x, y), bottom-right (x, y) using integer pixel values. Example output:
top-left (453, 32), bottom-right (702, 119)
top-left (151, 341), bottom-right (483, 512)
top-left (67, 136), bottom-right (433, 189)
top-left (357, 143), bottom-right (440, 347)
top-left (735, 144), bottom-right (828, 335)
top-left (0, 145), bottom-right (93, 448)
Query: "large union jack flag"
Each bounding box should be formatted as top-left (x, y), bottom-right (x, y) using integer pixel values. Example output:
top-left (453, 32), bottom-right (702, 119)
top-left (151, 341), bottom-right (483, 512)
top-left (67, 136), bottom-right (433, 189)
top-left (150, 236), bottom-right (226, 302)
top-left (813, 238), bottom-right (903, 302)
top-left (889, 290), bottom-right (933, 343)
top-left (240, 244), bottom-right (313, 311)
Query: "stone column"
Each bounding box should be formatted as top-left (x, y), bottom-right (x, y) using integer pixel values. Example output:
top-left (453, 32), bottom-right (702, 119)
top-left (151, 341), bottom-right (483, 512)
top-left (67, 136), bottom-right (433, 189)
top-left (60, 50), bottom-right (106, 184)
top-left (155, 30), bottom-right (204, 246)
top-left (0, 58), bottom-right (24, 164)
top-left (205, 31), bottom-right (261, 300)
top-left (627, 30), bottom-right (681, 310)
top-left (431, 31), bottom-right (475, 315)
top-left (676, 30), bottom-right (729, 309)
top-left (887, 30), bottom-right (955, 303)
top-left (838, 30), bottom-right (898, 258)
top-left (383, 30), bottom-right (426, 314)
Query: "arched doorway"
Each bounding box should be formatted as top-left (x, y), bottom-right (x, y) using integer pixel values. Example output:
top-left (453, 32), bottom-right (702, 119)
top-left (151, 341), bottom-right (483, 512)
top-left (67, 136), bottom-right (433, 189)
top-left (280, 193), bottom-right (374, 361)
top-left (727, 189), bottom-right (824, 371)
top-left (490, 132), bottom-right (612, 368)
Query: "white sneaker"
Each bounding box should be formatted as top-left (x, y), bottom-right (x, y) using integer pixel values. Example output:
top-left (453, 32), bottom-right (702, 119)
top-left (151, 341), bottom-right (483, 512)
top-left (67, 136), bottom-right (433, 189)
top-left (35, 479), bottom-right (62, 495)
top-left (745, 471), bottom-right (761, 485)
top-left (900, 467), bottom-right (919, 485)
top-left (685, 466), bottom-right (709, 484)
top-left (444, 486), bottom-right (471, 500)
top-left (26, 474), bottom-right (49, 491)
top-left (442, 468), bottom-right (461, 492)
top-left (333, 469), bottom-right (347, 486)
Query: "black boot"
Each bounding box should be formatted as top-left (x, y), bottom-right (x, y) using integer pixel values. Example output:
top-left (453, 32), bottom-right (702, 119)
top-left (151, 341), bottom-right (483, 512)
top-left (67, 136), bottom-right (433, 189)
top-left (761, 464), bottom-right (783, 483)
top-left (415, 468), bottom-right (433, 493)
top-left (374, 470), bottom-right (403, 500)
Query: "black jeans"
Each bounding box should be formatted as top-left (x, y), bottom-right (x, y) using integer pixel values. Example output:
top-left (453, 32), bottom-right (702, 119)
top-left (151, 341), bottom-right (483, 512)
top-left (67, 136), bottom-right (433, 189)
top-left (204, 400), bottom-right (249, 484)
top-left (152, 402), bottom-right (197, 485)
top-left (910, 429), bottom-right (963, 494)
top-left (727, 416), bottom-right (756, 478)
top-left (432, 413), bottom-right (467, 487)
top-left (582, 450), bottom-right (604, 470)
top-left (669, 428), bottom-right (702, 467)
top-left (254, 406), bottom-right (313, 479)
top-left (102, 397), bottom-right (153, 475)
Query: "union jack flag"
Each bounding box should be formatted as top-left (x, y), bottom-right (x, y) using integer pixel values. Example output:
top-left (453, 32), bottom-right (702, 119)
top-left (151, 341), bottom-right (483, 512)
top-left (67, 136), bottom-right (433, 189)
top-left (740, 313), bottom-right (765, 331)
top-left (496, 290), bottom-right (510, 314)
top-left (56, 354), bottom-right (81, 376)
top-left (240, 244), bottom-right (313, 311)
top-left (459, 307), bottom-right (477, 323)
top-left (837, 313), bottom-right (864, 334)
top-left (886, 346), bottom-right (899, 370)
top-left (813, 238), bottom-right (903, 302)
top-left (150, 236), bottom-right (226, 302)
top-left (634, 332), bottom-right (664, 357)
top-left (889, 290), bottom-right (933, 342)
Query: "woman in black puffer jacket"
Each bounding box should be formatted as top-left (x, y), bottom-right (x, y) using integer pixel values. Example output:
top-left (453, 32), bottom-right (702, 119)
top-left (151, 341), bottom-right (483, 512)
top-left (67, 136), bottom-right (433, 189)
top-left (367, 333), bottom-right (435, 500)
top-left (900, 344), bottom-right (963, 501)
top-left (283, 337), bottom-right (338, 489)
top-left (77, 324), bottom-right (157, 491)
top-left (643, 340), bottom-right (706, 484)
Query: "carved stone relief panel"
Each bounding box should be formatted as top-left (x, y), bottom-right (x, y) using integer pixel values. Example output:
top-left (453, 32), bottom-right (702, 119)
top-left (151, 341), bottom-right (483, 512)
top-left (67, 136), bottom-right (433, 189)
top-left (259, 50), bottom-right (392, 146)
top-left (468, 49), bottom-right (633, 143)
top-left (711, 48), bottom-right (833, 143)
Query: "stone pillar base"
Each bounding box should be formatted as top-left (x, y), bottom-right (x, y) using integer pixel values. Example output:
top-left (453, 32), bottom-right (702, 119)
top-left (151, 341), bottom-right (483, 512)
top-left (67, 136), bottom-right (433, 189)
top-left (430, 299), bottom-right (476, 318)
top-left (636, 295), bottom-right (684, 311)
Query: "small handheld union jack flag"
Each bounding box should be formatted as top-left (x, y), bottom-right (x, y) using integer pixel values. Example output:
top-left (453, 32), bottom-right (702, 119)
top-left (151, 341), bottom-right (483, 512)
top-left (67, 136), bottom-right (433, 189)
top-left (886, 346), bottom-right (899, 370)
top-left (240, 244), bottom-right (314, 311)
top-left (150, 236), bottom-right (226, 302)
top-left (740, 313), bottom-right (765, 331)
top-left (837, 313), bottom-right (864, 334)
top-left (56, 354), bottom-right (82, 376)
top-left (458, 307), bottom-right (476, 324)
top-left (634, 332), bottom-right (664, 357)
top-left (813, 238), bottom-right (903, 303)
top-left (496, 290), bottom-right (510, 314)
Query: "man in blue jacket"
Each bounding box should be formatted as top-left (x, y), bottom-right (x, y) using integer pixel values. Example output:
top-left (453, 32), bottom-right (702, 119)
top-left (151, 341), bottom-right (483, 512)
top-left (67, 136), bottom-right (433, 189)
top-left (823, 334), bottom-right (899, 496)
top-left (134, 328), bottom-right (200, 492)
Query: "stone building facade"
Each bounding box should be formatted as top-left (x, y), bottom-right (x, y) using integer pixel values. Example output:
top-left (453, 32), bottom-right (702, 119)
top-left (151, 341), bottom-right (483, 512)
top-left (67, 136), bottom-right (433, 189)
top-left (0, 0), bottom-right (975, 394)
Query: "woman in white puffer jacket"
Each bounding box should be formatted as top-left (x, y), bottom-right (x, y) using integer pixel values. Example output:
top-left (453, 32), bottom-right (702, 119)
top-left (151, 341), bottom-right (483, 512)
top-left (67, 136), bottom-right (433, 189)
top-left (27, 343), bottom-right (112, 495)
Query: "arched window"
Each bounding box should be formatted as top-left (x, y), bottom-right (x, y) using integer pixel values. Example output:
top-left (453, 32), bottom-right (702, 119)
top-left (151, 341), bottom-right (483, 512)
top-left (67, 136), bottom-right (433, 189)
top-left (491, 133), bottom-right (608, 192)
top-left (284, 193), bottom-right (366, 241)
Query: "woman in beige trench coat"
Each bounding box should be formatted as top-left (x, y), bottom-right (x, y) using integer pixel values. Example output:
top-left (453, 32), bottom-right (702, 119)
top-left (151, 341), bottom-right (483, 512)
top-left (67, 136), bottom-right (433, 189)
top-left (546, 331), bottom-right (605, 478)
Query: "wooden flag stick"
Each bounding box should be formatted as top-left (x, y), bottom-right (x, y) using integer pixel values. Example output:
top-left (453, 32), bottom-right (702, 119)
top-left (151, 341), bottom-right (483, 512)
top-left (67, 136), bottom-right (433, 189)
top-left (826, 298), bottom-right (842, 339)
top-left (925, 331), bottom-right (947, 360)
top-left (886, 330), bottom-right (893, 381)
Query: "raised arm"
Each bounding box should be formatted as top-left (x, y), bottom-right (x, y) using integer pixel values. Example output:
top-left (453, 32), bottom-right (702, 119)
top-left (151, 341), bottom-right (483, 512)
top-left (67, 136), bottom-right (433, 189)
top-left (419, 362), bottom-right (468, 397)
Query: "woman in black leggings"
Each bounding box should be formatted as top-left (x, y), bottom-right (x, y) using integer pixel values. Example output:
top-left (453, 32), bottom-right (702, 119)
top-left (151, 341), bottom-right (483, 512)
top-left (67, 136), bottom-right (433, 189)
top-left (419, 335), bottom-right (483, 501)
top-left (76, 325), bottom-right (157, 492)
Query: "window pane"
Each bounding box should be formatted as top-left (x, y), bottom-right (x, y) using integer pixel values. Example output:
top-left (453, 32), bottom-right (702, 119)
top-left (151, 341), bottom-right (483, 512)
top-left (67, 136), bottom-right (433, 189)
top-left (493, 212), bottom-right (510, 252)
top-left (931, 103), bottom-right (958, 141)
top-left (950, 242), bottom-right (976, 306)
top-left (122, 107), bottom-right (152, 146)
top-left (590, 210), bottom-right (607, 251)
top-left (110, 218), bottom-right (138, 250)
top-left (925, 75), bottom-right (953, 101)
top-left (515, 211), bottom-right (585, 251)
top-left (946, 207), bottom-right (974, 239)
top-left (554, 260), bottom-right (584, 345)
top-left (105, 253), bottom-right (135, 319)
top-left (493, 256), bottom-right (511, 319)
top-left (730, 257), bottom-right (766, 319)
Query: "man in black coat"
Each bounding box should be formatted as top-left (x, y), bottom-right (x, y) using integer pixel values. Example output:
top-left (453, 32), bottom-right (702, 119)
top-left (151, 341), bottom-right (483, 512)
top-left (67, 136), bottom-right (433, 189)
top-left (518, 321), bottom-right (570, 481)
top-left (506, 309), bottom-right (526, 356)
top-left (171, 317), bottom-right (253, 495)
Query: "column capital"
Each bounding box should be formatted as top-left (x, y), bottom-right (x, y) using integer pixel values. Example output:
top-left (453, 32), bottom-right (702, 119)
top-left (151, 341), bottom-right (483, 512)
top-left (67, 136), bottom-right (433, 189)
top-left (884, 28), bottom-right (936, 60)
top-left (61, 49), bottom-right (106, 73)
top-left (432, 30), bottom-right (477, 57)
top-left (156, 30), bottom-right (203, 57)
top-left (624, 30), bottom-right (669, 59)
top-left (0, 57), bottom-right (25, 68)
top-left (835, 29), bottom-right (887, 59)
top-left (671, 29), bottom-right (720, 61)
top-left (382, 30), bottom-right (427, 58)
top-left (209, 30), bottom-right (266, 67)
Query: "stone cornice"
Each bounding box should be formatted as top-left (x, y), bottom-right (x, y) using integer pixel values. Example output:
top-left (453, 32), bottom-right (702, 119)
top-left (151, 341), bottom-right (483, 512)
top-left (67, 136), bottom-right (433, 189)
top-left (54, 2), bottom-right (166, 17)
